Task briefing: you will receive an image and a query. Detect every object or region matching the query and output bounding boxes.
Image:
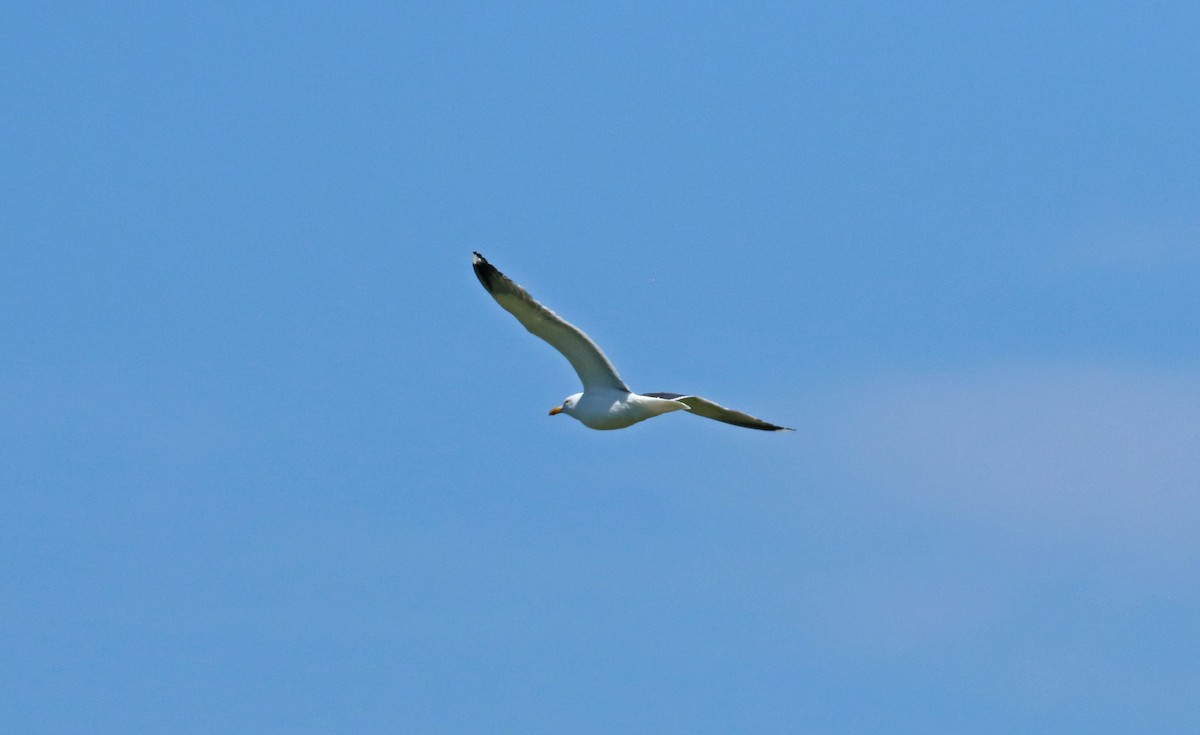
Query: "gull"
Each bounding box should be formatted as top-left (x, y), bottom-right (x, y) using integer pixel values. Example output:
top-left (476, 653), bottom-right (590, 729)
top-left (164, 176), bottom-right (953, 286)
top-left (472, 252), bottom-right (793, 432)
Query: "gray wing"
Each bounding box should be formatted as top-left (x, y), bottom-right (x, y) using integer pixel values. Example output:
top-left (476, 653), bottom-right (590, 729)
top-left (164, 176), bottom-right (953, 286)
top-left (642, 392), bottom-right (793, 431)
top-left (473, 252), bottom-right (629, 392)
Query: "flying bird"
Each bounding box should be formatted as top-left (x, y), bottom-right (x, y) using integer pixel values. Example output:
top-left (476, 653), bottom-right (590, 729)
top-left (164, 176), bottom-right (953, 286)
top-left (472, 252), bottom-right (793, 432)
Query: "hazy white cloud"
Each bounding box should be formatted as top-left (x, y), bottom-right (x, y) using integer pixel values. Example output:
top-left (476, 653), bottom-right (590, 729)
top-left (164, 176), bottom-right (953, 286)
top-left (1031, 215), bottom-right (1200, 270)
top-left (835, 364), bottom-right (1200, 542)
top-left (800, 364), bottom-right (1200, 652)
top-left (1077, 221), bottom-right (1200, 268)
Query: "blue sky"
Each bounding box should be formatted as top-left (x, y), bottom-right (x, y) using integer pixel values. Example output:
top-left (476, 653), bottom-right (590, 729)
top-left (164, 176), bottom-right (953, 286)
top-left (3, 2), bottom-right (1198, 732)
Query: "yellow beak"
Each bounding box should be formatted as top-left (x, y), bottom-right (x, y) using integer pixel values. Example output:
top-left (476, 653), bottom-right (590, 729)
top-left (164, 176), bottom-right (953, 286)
top-left (548, 406), bottom-right (563, 416)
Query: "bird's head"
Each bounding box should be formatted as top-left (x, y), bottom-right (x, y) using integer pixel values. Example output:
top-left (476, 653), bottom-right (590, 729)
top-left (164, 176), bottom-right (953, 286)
top-left (549, 393), bottom-right (582, 417)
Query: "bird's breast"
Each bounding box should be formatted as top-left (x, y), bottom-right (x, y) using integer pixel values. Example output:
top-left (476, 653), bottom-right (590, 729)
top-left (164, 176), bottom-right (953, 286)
top-left (574, 393), bottom-right (650, 430)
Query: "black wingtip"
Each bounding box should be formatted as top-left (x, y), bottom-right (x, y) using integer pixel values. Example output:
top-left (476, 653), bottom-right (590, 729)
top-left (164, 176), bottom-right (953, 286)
top-left (743, 422), bottom-right (794, 432)
top-left (472, 252), bottom-right (498, 292)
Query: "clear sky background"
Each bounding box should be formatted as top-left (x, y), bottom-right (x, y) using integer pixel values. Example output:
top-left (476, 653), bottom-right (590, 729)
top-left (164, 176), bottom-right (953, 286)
top-left (3, 2), bottom-right (1198, 733)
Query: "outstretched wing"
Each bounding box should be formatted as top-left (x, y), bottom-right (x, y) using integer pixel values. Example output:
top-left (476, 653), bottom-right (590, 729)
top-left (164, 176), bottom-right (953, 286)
top-left (643, 392), bottom-right (793, 431)
top-left (472, 252), bottom-right (629, 392)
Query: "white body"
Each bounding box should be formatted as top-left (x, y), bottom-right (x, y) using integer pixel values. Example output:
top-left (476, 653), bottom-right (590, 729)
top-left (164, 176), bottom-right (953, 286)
top-left (560, 390), bottom-right (691, 430)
